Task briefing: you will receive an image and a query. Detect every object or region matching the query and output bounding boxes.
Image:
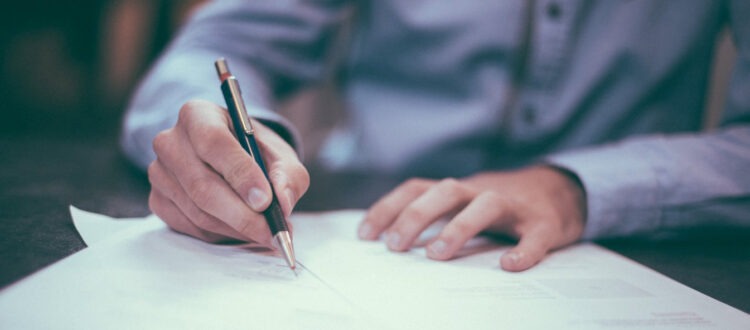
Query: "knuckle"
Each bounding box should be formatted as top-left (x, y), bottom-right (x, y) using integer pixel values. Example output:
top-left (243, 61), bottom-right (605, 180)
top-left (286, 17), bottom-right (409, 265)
top-left (151, 130), bottom-right (173, 156)
top-left (192, 213), bottom-right (222, 234)
top-left (186, 177), bottom-right (219, 208)
top-left (226, 161), bottom-right (255, 184)
top-left (148, 191), bottom-right (159, 213)
top-left (399, 178), bottom-right (431, 196)
top-left (404, 177), bottom-right (428, 189)
top-left (435, 177), bottom-right (464, 197)
top-left (195, 126), bottom-right (229, 158)
top-left (191, 125), bottom-right (214, 150)
top-left (178, 100), bottom-right (209, 123)
top-left (477, 190), bottom-right (503, 204)
top-left (286, 162), bottom-right (310, 195)
top-left (438, 177), bottom-right (460, 189)
top-left (148, 191), bottom-right (176, 227)
top-left (293, 162), bottom-right (310, 188)
top-left (268, 167), bottom-right (287, 187)
top-left (146, 162), bottom-right (159, 184)
top-left (476, 191), bottom-right (510, 219)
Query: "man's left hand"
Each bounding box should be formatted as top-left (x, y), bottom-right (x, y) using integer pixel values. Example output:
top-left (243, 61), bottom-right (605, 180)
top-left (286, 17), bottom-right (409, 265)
top-left (358, 165), bottom-right (587, 271)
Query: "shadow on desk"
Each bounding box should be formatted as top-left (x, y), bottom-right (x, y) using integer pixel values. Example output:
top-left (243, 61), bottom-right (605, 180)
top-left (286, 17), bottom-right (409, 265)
top-left (0, 134), bottom-right (150, 289)
top-left (598, 230), bottom-right (750, 314)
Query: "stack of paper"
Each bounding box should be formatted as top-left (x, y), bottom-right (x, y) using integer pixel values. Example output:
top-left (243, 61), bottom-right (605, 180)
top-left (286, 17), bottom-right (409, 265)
top-left (0, 207), bottom-right (746, 329)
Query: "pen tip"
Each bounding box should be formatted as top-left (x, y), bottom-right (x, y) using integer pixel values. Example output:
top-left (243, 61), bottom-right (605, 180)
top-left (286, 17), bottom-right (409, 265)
top-left (275, 232), bottom-right (297, 272)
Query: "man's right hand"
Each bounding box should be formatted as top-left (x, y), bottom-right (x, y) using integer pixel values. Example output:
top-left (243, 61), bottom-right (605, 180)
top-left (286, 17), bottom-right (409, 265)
top-left (147, 100), bottom-right (309, 246)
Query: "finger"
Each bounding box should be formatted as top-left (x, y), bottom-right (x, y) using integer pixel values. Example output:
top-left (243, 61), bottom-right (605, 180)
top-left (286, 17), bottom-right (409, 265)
top-left (359, 178), bottom-right (432, 240)
top-left (152, 123), bottom-right (272, 246)
top-left (253, 122), bottom-right (310, 218)
top-left (149, 189), bottom-right (228, 243)
top-left (500, 226), bottom-right (556, 272)
top-left (179, 100), bottom-right (273, 212)
top-left (426, 191), bottom-right (510, 260)
top-left (148, 159), bottom-right (247, 242)
top-left (384, 178), bottom-right (473, 251)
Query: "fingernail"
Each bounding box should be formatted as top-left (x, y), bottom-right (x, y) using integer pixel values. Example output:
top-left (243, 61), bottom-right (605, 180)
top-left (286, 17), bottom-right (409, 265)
top-left (358, 223), bottom-right (372, 239)
top-left (247, 187), bottom-right (269, 211)
top-left (506, 251), bottom-right (521, 265)
top-left (428, 239), bottom-right (447, 257)
top-left (386, 232), bottom-right (401, 250)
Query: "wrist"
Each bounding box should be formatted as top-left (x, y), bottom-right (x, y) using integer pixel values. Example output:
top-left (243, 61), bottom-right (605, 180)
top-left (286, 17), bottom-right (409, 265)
top-left (540, 164), bottom-right (588, 225)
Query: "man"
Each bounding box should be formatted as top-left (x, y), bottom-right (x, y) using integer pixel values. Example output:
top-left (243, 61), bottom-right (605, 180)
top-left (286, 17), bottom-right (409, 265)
top-left (121, 1), bottom-right (750, 271)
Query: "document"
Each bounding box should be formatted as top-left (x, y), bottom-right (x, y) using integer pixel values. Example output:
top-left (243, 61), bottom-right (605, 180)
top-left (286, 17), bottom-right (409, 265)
top-left (0, 207), bottom-right (747, 329)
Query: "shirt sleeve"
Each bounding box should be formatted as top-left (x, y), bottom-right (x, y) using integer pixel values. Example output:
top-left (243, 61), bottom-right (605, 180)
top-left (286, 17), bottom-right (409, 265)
top-left (120, 0), bottom-right (352, 170)
top-left (546, 1), bottom-right (750, 240)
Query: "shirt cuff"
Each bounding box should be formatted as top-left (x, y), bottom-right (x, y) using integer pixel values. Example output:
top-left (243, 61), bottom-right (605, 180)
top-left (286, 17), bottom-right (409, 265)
top-left (544, 142), bottom-right (664, 240)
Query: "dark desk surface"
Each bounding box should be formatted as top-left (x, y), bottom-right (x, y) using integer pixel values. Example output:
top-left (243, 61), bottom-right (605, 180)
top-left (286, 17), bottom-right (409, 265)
top-left (1, 134), bottom-right (748, 314)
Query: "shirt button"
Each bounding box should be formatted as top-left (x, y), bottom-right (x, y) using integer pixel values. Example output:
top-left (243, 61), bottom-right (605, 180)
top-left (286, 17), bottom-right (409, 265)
top-left (546, 2), bottom-right (562, 20)
top-left (522, 106), bottom-right (537, 124)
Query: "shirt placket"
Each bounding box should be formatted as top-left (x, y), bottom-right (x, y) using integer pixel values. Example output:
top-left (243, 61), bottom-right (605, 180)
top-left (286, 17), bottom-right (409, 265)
top-left (513, 0), bottom-right (581, 142)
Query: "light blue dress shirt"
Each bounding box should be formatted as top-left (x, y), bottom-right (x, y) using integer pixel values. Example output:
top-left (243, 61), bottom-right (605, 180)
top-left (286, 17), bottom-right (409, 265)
top-left (122, 0), bottom-right (750, 240)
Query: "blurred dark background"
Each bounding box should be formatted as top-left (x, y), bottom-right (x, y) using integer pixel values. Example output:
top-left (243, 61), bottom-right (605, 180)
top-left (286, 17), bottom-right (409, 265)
top-left (0, 0), bottom-right (204, 138)
top-left (0, 0), bottom-right (344, 155)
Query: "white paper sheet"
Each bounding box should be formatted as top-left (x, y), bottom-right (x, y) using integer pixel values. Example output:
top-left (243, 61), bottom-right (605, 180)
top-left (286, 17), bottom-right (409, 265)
top-left (1, 209), bottom-right (377, 330)
top-left (70, 206), bottom-right (145, 246)
top-left (0, 207), bottom-right (747, 330)
top-left (293, 212), bottom-right (750, 330)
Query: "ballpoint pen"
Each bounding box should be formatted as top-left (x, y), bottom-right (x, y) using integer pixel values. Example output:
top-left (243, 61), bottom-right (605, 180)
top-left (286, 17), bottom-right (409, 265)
top-left (214, 58), bottom-right (296, 272)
